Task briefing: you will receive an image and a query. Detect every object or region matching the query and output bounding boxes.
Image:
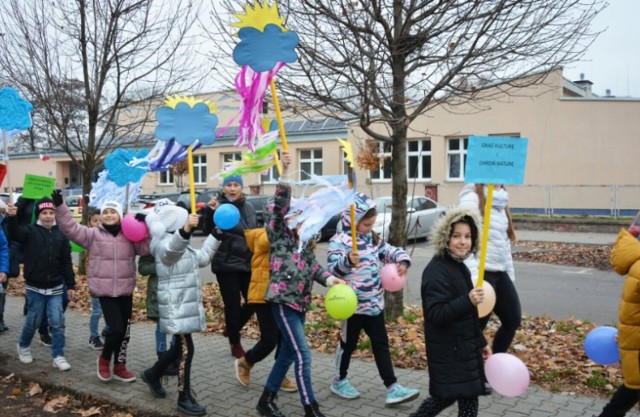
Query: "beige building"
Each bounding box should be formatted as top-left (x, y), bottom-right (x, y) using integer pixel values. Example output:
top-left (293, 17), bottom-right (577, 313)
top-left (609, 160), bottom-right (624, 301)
top-left (5, 68), bottom-right (640, 216)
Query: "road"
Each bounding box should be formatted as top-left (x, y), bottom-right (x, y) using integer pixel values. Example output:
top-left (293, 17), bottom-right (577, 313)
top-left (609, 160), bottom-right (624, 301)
top-left (188, 236), bottom-right (623, 326)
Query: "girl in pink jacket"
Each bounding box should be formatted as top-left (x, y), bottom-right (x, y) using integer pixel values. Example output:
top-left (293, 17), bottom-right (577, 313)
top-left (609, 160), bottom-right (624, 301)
top-left (53, 191), bottom-right (150, 383)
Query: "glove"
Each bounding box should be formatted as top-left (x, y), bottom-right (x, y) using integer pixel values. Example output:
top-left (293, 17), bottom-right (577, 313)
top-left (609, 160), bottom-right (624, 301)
top-left (52, 189), bottom-right (64, 207)
top-left (212, 227), bottom-right (228, 241)
top-left (326, 276), bottom-right (345, 287)
top-left (134, 213), bottom-right (147, 222)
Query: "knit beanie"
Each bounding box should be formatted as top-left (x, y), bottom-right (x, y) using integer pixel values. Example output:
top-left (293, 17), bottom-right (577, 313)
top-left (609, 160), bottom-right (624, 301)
top-left (145, 202), bottom-right (189, 239)
top-left (101, 200), bottom-right (123, 220)
top-left (35, 197), bottom-right (55, 218)
top-left (222, 175), bottom-right (243, 187)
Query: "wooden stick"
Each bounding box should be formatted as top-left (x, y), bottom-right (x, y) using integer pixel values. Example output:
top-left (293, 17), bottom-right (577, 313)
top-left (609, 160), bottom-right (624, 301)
top-left (270, 80), bottom-right (289, 151)
top-left (187, 146), bottom-right (196, 214)
top-left (2, 131), bottom-right (12, 203)
top-left (348, 166), bottom-right (358, 266)
top-left (476, 184), bottom-right (494, 288)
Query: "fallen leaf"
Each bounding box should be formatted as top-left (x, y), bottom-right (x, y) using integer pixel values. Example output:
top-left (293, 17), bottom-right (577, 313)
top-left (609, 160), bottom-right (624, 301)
top-left (27, 382), bottom-right (42, 397)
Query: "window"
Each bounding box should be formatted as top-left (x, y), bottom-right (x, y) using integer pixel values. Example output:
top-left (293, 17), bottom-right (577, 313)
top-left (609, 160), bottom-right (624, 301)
top-left (299, 149), bottom-right (323, 180)
top-left (447, 137), bottom-right (468, 181)
top-left (260, 150), bottom-right (281, 183)
top-left (193, 155), bottom-right (207, 184)
top-left (370, 142), bottom-right (392, 181)
top-left (342, 151), bottom-right (350, 175)
top-left (407, 140), bottom-right (431, 180)
top-left (222, 152), bottom-right (241, 169)
top-left (159, 170), bottom-right (174, 185)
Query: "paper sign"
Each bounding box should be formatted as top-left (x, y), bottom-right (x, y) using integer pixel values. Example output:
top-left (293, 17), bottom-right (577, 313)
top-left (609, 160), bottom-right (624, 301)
top-left (464, 136), bottom-right (528, 184)
top-left (21, 174), bottom-right (56, 199)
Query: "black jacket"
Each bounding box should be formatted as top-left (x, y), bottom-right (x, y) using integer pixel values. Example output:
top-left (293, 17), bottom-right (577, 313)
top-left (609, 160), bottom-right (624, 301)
top-left (202, 193), bottom-right (256, 273)
top-left (421, 253), bottom-right (486, 399)
top-left (8, 217), bottom-right (75, 290)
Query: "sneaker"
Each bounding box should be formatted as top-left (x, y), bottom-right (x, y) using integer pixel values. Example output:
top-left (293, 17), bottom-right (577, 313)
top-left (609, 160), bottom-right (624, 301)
top-left (88, 336), bottom-right (104, 350)
top-left (39, 332), bottom-right (52, 347)
top-left (385, 383), bottom-right (419, 406)
top-left (330, 378), bottom-right (360, 399)
top-left (230, 343), bottom-right (245, 358)
top-left (235, 357), bottom-right (252, 387)
top-left (112, 363), bottom-right (136, 382)
top-left (17, 343), bottom-right (33, 364)
top-left (97, 356), bottom-right (111, 381)
top-left (280, 376), bottom-right (298, 393)
top-left (53, 356), bottom-right (71, 371)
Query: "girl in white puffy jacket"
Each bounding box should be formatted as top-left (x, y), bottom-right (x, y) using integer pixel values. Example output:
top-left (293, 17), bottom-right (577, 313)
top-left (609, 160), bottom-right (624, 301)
top-left (458, 184), bottom-right (521, 362)
top-left (140, 203), bottom-right (221, 417)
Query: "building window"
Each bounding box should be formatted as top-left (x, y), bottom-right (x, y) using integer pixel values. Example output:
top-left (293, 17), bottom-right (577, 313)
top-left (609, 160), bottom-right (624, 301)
top-left (159, 170), bottom-right (174, 185)
top-left (370, 142), bottom-right (392, 182)
top-left (447, 137), bottom-right (468, 181)
top-left (407, 139), bottom-right (431, 180)
top-left (260, 150), bottom-right (281, 183)
top-left (193, 155), bottom-right (207, 184)
top-left (342, 151), bottom-right (350, 175)
top-left (299, 149), bottom-right (323, 180)
top-left (222, 152), bottom-right (242, 169)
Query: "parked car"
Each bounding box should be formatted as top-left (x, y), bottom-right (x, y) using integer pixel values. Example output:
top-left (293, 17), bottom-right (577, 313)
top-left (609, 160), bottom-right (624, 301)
top-left (0, 192), bottom-right (21, 204)
top-left (176, 188), bottom-right (221, 231)
top-left (373, 196), bottom-right (447, 240)
top-left (320, 213), bottom-right (342, 241)
top-left (245, 194), bottom-right (271, 227)
top-left (65, 195), bottom-right (84, 221)
top-left (129, 192), bottom-right (180, 215)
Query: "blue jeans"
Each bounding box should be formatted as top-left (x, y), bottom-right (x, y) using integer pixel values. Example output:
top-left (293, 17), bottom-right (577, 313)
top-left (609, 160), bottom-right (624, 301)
top-left (156, 321), bottom-right (167, 353)
top-left (20, 290), bottom-right (65, 358)
top-left (266, 303), bottom-right (315, 405)
top-left (89, 296), bottom-right (103, 337)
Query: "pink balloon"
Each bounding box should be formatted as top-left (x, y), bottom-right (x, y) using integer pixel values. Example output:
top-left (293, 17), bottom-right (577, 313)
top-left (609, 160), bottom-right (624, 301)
top-left (485, 353), bottom-right (530, 397)
top-left (121, 213), bottom-right (148, 242)
top-left (380, 264), bottom-right (407, 292)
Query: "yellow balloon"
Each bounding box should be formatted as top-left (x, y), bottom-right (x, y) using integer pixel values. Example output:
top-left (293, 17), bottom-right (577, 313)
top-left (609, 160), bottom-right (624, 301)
top-left (477, 281), bottom-right (496, 318)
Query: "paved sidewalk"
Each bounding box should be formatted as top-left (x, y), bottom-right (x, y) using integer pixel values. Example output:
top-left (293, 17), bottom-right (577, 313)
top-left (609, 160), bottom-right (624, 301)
top-left (0, 295), bottom-right (634, 417)
top-left (517, 230), bottom-right (616, 245)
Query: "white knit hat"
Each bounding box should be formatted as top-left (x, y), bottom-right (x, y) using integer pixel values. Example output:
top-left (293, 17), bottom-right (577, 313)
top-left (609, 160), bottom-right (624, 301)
top-left (101, 200), bottom-right (123, 220)
top-left (145, 202), bottom-right (188, 239)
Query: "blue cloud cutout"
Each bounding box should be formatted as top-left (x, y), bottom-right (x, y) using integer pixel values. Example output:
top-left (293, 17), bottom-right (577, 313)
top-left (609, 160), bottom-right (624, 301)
top-left (0, 87), bottom-right (33, 131)
top-left (233, 24), bottom-right (300, 72)
top-left (155, 102), bottom-right (218, 146)
top-left (105, 148), bottom-right (150, 187)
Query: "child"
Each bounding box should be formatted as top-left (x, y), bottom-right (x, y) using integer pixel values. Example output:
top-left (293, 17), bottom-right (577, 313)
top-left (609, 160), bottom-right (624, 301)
top-left (87, 208), bottom-right (107, 350)
top-left (0, 200), bottom-right (10, 333)
top-left (53, 191), bottom-right (150, 382)
top-left (595, 227), bottom-right (640, 417)
top-left (410, 208), bottom-right (490, 417)
top-left (9, 197), bottom-right (75, 371)
top-left (327, 193), bottom-right (419, 405)
top-left (140, 203), bottom-right (220, 416)
top-left (256, 151), bottom-right (344, 417)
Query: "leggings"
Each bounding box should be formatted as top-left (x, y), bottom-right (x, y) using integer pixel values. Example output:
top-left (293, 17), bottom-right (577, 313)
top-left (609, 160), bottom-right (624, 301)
top-left (99, 296), bottom-right (132, 364)
top-left (410, 396), bottom-right (478, 417)
top-left (478, 270), bottom-right (521, 353)
top-left (151, 334), bottom-right (195, 394)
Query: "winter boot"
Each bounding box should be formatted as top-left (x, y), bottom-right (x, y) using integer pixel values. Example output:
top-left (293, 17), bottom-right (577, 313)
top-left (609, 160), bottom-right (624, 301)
top-left (177, 391), bottom-right (206, 416)
top-left (303, 402), bottom-right (326, 417)
top-left (256, 389), bottom-right (286, 417)
top-left (141, 368), bottom-right (166, 398)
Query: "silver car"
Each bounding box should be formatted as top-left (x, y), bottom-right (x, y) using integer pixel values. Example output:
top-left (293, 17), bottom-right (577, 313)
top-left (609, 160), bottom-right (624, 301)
top-left (373, 196), bottom-right (447, 240)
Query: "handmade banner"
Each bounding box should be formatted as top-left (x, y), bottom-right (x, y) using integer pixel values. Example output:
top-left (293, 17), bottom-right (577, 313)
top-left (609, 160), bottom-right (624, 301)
top-left (338, 138), bottom-right (359, 265)
top-left (0, 87), bottom-right (33, 200)
top-left (22, 174), bottom-right (56, 199)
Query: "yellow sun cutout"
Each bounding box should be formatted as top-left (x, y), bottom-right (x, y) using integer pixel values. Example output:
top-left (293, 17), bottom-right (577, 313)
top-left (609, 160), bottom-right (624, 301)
top-left (163, 95), bottom-right (217, 114)
top-left (231, 0), bottom-right (287, 32)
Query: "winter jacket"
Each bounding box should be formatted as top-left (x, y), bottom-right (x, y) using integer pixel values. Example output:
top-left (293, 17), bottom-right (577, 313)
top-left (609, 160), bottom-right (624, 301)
top-left (327, 193), bottom-right (410, 316)
top-left (610, 228), bottom-right (640, 389)
top-left (55, 203), bottom-right (150, 297)
top-left (245, 228), bottom-right (270, 304)
top-left (421, 208), bottom-right (486, 399)
top-left (458, 183), bottom-right (515, 281)
top-left (203, 193), bottom-right (256, 273)
top-left (138, 255), bottom-right (159, 320)
top-left (264, 181), bottom-right (331, 312)
top-left (7, 216), bottom-right (75, 290)
top-left (151, 230), bottom-right (220, 334)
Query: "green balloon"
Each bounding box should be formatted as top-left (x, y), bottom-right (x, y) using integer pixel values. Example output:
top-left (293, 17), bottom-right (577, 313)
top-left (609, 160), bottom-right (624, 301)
top-left (325, 284), bottom-right (357, 320)
top-left (70, 241), bottom-right (85, 253)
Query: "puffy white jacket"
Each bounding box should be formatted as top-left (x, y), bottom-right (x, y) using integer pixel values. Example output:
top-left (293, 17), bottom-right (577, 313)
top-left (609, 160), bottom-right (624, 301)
top-left (151, 231), bottom-right (220, 334)
top-left (458, 184), bottom-right (515, 281)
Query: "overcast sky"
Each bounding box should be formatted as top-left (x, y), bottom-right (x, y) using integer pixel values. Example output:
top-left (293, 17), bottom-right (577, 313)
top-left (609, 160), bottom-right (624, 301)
top-left (563, 0), bottom-right (640, 97)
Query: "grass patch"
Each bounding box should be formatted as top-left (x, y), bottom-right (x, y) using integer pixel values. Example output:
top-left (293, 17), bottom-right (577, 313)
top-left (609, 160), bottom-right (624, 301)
top-left (586, 370), bottom-right (608, 389)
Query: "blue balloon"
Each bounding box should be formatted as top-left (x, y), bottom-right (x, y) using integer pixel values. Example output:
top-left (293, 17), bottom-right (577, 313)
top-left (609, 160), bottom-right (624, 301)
top-left (214, 204), bottom-right (240, 230)
top-left (584, 326), bottom-right (619, 365)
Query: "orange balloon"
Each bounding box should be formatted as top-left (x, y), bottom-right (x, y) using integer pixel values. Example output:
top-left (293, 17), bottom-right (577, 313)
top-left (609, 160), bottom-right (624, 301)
top-left (477, 281), bottom-right (496, 318)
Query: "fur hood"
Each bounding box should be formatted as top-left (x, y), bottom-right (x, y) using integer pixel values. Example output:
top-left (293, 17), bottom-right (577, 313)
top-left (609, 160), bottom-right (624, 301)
top-left (430, 207), bottom-right (481, 257)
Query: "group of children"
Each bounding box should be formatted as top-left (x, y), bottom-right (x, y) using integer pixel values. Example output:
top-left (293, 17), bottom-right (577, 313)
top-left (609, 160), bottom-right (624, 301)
top-left (0, 159), bottom-right (515, 417)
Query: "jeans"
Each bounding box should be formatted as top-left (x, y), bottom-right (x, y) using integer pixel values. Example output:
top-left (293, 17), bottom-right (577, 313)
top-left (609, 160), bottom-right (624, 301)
top-left (156, 321), bottom-right (167, 353)
top-left (598, 384), bottom-right (640, 417)
top-left (20, 290), bottom-right (65, 358)
top-left (38, 284), bottom-right (69, 336)
top-left (89, 296), bottom-right (103, 337)
top-left (266, 303), bottom-right (315, 405)
top-left (478, 270), bottom-right (522, 353)
top-left (216, 271), bottom-right (254, 345)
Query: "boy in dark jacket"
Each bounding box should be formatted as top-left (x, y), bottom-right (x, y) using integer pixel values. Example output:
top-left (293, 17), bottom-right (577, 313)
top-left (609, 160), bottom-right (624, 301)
top-left (411, 208), bottom-right (490, 417)
top-left (8, 197), bottom-right (75, 371)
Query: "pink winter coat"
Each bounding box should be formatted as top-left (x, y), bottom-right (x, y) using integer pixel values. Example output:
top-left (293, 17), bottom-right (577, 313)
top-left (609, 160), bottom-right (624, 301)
top-left (56, 203), bottom-right (150, 297)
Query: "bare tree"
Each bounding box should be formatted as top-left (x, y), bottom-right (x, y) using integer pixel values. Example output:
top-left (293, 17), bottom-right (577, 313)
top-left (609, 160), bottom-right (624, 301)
top-left (209, 0), bottom-right (605, 318)
top-left (0, 0), bottom-right (208, 224)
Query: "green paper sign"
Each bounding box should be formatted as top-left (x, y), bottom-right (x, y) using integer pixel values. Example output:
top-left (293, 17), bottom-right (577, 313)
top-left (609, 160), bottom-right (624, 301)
top-left (21, 174), bottom-right (56, 199)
